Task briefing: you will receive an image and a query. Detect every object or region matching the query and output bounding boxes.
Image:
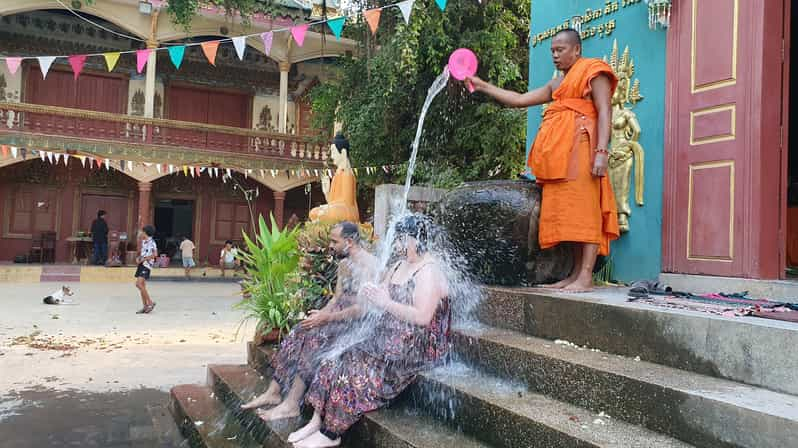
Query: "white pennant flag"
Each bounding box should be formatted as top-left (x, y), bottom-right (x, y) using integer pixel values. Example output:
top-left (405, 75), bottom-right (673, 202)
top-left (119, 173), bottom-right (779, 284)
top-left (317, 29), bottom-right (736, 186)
top-left (39, 151), bottom-right (45, 162)
top-left (259, 169), bottom-right (265, 177)
top-left (38, 56), bottom-right (56, 79)
top-left (63, 154), bottom-right (69, 166)
top-left (10, 146), bottom-right (18, 159)
top-left (79, 156), bottom-right (86, 167)
top-left (156, 163), bottom-right (162, 174)
top-left (168, 164), bottom-right (174, 174)
top-left (327, 169), bottom-right (333, 178)
top-left (232, 36), bottom-right (247, 60)
top-left (214, 168), bottom-right (220, 178)
top-left (245, 169), bottom-right (251, 178)
top-left (189, 166), bottom-right (195, 178)
top-left (398, 0), bottom-right (415, 24)
top-left (271, 170), bottom-right (276, 177)
top-left (199, 167), bottom-right (206, 173)
top-left (314, 169), bottom-right (319, 177)
top-left (143, 162), bottom-right (152, 167)
top-left (127, 160), bottom-right (134, 171)
top-left (48, 152), bottom-right (54, 164)
top-left (226, 168), bottom-right (232, 177)
top-left (54, 153), bottom-right (61, 164)
top-left (104, 159), bottom-right (110, 170)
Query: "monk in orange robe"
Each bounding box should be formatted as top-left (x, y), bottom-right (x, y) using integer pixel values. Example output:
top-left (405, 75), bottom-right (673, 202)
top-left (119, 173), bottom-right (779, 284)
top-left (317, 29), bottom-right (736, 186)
top-left (468, 29), bottom-right (619, 292)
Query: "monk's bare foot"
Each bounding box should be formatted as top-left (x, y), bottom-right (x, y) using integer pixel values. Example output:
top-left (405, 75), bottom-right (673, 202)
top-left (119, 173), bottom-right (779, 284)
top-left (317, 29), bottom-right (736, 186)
top-left (241, 388), bottom-right (281, 409)
top-left (536, 279), bottom-right (571, 289)
top-left (256, 402), bottom-right (300, 421)
top-left (294, 431), bottom-right (340, 448)
top-left (562, 277), bottom-right (594, 293)
top-left (288, 413), bottom-right (321, 443)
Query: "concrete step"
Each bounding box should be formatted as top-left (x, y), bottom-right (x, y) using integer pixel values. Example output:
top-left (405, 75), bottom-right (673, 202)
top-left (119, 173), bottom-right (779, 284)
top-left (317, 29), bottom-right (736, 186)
top-left (479, 286), bottom-right (798, 396)
top-left (169, 384), bottom-right (261, 448)
top-left (415, 366), bottom-right (695, 448)
top-left (453, 326), bottom-right (798, 448)
top-left (209, 363), bottom-right (491, 448)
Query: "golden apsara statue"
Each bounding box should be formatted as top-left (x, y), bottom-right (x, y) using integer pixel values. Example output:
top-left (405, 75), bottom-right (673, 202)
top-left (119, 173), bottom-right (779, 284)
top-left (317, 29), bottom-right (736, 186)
top-left (309, 138), bottom-right (360, 224)
top-left (605, 40), bottom-right (645, 233)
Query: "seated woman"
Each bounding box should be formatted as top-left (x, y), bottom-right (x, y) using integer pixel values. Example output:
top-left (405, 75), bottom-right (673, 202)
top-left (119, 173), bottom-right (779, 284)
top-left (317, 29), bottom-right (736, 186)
top-left (240, 222), bottom-right (375, 419)
top-left (287, 214), bottom-right (451, 448)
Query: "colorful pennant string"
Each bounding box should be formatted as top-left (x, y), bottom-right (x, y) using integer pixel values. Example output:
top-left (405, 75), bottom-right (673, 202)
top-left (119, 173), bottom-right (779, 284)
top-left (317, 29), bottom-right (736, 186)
top-left (291, 24), bottom-right (310, 47)
top-left (327, 17), bottom-right (346, 40)
top-left (136, 49), bottom-right (151, 74)
top-left (103, 52), bottom-right (120, 71)
top-left (168, 46), bottom-right (185, 69)
top-left (201, 41), bottom-right (220, 66)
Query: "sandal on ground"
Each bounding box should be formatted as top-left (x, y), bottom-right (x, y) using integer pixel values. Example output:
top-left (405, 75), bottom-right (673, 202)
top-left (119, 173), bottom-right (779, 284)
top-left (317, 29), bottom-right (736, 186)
top-left (144, 302), bottom-right (156, 313)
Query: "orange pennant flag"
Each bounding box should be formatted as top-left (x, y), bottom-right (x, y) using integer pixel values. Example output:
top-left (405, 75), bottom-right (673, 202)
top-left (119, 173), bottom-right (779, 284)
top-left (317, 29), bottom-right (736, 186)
top-left (1, 145), bottom-right (7, 158)
top-left (201, 41), bottom-right (220, 66)
top-left (363, 9), bottom-right (382, 35)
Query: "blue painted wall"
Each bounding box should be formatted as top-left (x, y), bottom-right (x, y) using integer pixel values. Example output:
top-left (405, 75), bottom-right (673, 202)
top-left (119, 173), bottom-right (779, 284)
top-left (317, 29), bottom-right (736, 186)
top-left (527, 0), bottom-right (666, 282)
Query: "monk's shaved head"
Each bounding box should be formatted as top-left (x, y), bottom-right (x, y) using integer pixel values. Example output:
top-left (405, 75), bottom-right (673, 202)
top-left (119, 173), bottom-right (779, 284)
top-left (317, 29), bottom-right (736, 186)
top-left (553, 28), bottom-right (582, 47)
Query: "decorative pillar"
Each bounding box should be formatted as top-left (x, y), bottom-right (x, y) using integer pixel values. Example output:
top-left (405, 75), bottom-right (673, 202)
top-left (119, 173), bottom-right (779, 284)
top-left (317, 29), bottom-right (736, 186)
top-left (137, 181), bottom-right (153, 230)
top-left (144, 41), bottom-right (157, 118)
top-left (273, 190), bottom-right (286, 228)
top-left (278, 61), bottom-right (291, 133)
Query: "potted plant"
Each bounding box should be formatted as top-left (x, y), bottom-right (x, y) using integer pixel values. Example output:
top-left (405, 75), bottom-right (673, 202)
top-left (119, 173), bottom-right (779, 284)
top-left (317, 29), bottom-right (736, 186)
top-left (235, 213), bottom-right (303, 345)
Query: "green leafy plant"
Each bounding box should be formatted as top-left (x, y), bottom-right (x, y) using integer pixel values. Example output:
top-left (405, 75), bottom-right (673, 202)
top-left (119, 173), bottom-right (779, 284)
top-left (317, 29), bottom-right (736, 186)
top-left (235, 213), bottom-right (302, 340)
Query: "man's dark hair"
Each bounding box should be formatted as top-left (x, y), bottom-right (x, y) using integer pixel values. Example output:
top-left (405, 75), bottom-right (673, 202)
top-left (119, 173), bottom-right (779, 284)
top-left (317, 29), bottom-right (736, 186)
top-left (142, 225), bottom-right (155, 237)
top-left (334, 221), bottom-right (361, 244)
top-left (554, 28), bottom-right (582, 47)
top-left (97, 210), bottom-right (106, 218)
top-left (225, 240), bottom-right (233, 245)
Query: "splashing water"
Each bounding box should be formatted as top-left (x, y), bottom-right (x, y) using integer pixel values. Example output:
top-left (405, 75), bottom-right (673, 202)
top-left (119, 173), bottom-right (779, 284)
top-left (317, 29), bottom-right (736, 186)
top-left (402, 67), bottom-right (451, 206)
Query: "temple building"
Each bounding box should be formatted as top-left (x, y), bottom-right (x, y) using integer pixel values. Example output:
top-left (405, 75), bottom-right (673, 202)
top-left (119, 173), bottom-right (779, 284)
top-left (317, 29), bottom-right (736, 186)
top-left (529, 0), bottom-right (795, 285)
top-left (0, 0), bottom-right (354, 264)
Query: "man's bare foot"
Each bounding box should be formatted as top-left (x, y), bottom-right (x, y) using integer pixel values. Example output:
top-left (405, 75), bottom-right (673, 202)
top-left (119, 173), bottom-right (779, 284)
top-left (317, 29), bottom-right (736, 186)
top-left (256, 401), bottom-right (300, 421)
top-left (562, 278), bottom-right (593, 293)
top-left (288, 413), bottom-right (321, 443)
top-left (293, 431), bottom-right (340, 448)
top-left (241, 389), bottom-right (281, 409)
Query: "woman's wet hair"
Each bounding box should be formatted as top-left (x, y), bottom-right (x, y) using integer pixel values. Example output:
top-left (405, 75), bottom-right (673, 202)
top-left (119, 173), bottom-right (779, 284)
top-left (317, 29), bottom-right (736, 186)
top-left (394, 214), bottom-right (430, 254)
top-left (334, 221), bottom-right (361, 244)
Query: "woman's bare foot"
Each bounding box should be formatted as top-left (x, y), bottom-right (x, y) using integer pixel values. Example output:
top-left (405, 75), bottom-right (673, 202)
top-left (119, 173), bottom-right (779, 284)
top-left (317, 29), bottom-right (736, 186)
top-left (288, 413), bottom-right (321, 443)
top-left (293, 431), bottom-right (340, 448)
top-left (256, 401), bottom-right (301, 421)
top-left (240, 388), bottom-right (281, 410)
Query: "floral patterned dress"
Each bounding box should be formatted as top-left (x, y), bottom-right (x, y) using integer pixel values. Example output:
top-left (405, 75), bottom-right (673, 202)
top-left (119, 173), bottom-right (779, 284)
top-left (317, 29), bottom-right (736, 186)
top-left (304, 262), bottom-right (451, 436)
top-left (270, 260), bottom-right (361, 394)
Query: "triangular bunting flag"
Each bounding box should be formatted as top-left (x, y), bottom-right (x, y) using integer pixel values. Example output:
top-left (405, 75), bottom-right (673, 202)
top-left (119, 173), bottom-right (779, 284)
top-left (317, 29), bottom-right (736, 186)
top-left (194, 166), bottom-right (200, 177)
top-left (39, 151), bottom-right (46, 162)
top-left (168, 164), bottom-right (174, 174)
top-left (354, 168), bottom-right (359, 176)
top-left (291, 24), bottom-right (310, 47)
top-left (79, 156), bottom-right (87, 168)
top-left (68, 55), bottom-right (87, 80)
top-left (398, 0), bottom-right (415, 24)
top-left (54, 153), bottom-right (61, 164)
top-left (201, 41), bottom-right (220, 66)
top-left (104, 159), bottom-right (110, 170)
top-left (314, 169), bottom-right (319, 176)
top-left (143, 162), bottom-right (152, 167)
top-left (189, 166), bottom-right (195, 178)
top-left (168, 46), bottom-right (185, 69)
top-left (328, 17), bottom-right (346, 40)
top-left (363, 9), bottom-right (381, 35)
top-left (182, 166), bottom-right (188, 176)
top-left (136, 49), bottom-right (151, 74)
top-left (156, 164), bottom-right (162, 174)
top-left (103, 52), bottom-right (120, 71)
top-left (435, 0), bottom-right (447, 11)
top-left (38, 56), bottom-right (56, 79)
top-left (63, 154), bottom-right (69, 166)
top-left (128, 160), bottom-right (134, 171)
top-left (48, 152), bottom-right (54, 164)
top-left (1, 145), bottom-right (7, 158)
top-left (259, 169), bottom-right (265, 177)
top-left (245, 169), bottom-right (251, 178)
top-left (261, 32), bottom-right (274, 55)
top-left (232, 36), bottom-right (247, 60)
top-left (226, 168), bottom-right (232, 177)
top-left (6, 57), bottom-right (22, 75)
top-left (95, 158), bottom-right (102, 169)
top-left (327, 169), bottom-right (333, 178)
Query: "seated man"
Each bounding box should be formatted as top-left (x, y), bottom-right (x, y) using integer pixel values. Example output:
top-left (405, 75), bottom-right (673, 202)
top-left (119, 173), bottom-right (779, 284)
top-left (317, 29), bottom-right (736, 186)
top-left (240, 222), bottom-right (376, 420)
top-left (219, 240), bottom-right (240, 277)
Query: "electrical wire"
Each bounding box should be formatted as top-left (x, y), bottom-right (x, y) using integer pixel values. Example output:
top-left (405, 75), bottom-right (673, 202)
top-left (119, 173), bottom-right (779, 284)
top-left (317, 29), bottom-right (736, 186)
top-left (53, 0), bottom-right (147, 42)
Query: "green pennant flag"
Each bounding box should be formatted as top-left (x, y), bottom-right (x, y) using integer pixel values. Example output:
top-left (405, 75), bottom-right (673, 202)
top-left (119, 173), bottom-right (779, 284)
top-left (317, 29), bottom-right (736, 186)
top-left (435, 0), bottom-right (447, 11)
top-left (168, 45), bottom-right (185, 69)
top-left (327, 17), bottom-right (346, 41)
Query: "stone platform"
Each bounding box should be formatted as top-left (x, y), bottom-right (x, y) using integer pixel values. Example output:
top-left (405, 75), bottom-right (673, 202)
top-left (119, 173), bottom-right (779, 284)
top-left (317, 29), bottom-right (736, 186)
top-left (169, 286), bottom-right (798, 447)
top-left (0, 263), bottom-right (243, 283)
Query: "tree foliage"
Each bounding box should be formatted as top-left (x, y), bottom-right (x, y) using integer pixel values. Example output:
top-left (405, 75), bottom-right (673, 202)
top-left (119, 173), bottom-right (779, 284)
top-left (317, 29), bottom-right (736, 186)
top-left (310, 0), bottom-right (530, 188)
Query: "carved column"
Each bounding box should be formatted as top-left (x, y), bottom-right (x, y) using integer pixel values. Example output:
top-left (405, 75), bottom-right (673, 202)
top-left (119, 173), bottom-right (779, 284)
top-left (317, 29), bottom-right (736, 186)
top-left (144, 41), bottom-right (157, 119)
top-left (273, 190), bottom-right (286, 229)
top-left (278, 61), bottom-right (291, 133)
top-left (137, 181), bottom-right (153, 231)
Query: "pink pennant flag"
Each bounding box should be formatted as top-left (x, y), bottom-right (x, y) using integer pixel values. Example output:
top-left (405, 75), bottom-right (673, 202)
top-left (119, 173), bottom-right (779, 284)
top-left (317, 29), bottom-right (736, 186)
top-left (1, 145), bottom-right (7, 158)
top-left (291, 24), bottom-right (310, 47)
top-left (261, 32), bottom-right (274, 55)
top-left (136, 49), bottom-right (152, 74)
top-left (68, 55), bottom-right (87, 80)
top-left (5, 57), bottom-right (22, 75)
top-left (95, 158), bottom-right (102, 169)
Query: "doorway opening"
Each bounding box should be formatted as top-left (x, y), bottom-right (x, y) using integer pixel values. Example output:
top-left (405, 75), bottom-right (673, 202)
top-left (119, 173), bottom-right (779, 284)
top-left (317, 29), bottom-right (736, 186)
top-left (154, 199), bottom-right (194, 263)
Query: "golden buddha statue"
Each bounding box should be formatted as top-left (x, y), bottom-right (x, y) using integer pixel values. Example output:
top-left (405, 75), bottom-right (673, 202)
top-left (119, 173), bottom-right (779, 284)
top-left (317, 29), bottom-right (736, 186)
top-left (309, 134), bottom-right (360, 224)
top-left (605, 40), bottom-right (645, 233)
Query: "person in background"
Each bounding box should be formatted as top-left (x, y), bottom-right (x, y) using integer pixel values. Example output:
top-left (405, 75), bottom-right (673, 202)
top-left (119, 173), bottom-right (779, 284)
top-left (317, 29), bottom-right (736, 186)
top-left (90, 210), bottom-right (109, 266)
top-left (135, 225), bottom-right (157, 314)
top-left (219, 240), bottom-right (240, 277)
top-left (179, 235), bottom-right (196, 279)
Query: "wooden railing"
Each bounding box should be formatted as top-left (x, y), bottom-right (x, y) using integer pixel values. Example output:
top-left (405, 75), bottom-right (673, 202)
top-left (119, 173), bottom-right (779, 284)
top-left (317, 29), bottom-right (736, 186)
top-left (0, 102), bottom-right (329, 162)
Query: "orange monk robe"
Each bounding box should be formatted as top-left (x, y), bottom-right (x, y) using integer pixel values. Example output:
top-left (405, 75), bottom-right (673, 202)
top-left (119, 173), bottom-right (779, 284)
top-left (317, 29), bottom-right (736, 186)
top-left (528, 57), bottom-right (620, 256)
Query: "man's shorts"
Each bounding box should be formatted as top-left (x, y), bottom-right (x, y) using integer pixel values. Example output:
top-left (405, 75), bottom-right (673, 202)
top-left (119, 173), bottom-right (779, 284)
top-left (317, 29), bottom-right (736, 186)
top-left (222, 261), bottom-right (237, 269)
top-left (182, 257), bottom-right (195, 268)
top-left (134, 264), bottom-right (151, 280)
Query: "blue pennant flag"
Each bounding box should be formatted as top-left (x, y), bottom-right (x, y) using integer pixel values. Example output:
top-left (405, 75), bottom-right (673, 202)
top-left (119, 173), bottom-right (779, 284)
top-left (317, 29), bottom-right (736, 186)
top-left (168, 45), bottom-right (185, 69)
top-left (328, 17), bottom-right (346, 40)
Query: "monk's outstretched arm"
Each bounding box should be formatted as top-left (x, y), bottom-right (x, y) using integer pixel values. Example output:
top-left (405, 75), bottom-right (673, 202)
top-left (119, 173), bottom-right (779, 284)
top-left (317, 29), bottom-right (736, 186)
top-left (590, 74), bottom-right (613, 177)
top-left (467, 76), bottom-right (553, 108)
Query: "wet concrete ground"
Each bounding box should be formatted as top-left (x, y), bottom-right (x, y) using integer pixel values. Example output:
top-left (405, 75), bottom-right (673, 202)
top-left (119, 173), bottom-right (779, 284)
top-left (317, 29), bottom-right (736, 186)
top-left (0, 282), bottom-right (252, 447)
